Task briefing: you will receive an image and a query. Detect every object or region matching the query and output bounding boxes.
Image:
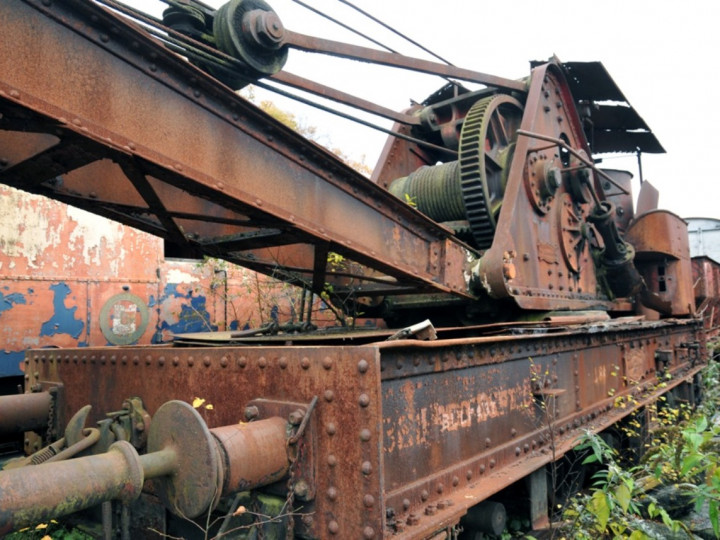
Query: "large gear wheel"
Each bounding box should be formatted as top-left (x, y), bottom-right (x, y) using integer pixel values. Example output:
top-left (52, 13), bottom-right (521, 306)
top-left (459, 94), bottom-right (524, 249)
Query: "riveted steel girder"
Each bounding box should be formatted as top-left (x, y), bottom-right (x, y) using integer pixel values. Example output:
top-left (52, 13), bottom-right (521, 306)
top-left (23, 317), bottom-right (705, 538)
top-left (0, 0), bottom-right (475, 300)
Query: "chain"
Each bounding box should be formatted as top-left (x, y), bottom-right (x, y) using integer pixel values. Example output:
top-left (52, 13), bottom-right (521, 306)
top-left (284, 397), bottom-right (318, 539)
top-left (250, 492), bottom-right (266, 540)
top-left (283, 439), bottom-right (300, 540)
top-left (45, 387), bottom-right (57, 445)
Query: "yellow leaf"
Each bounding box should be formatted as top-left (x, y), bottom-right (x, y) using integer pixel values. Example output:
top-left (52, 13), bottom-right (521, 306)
top-left (42, 536), bottom-right (52, 540)
top-left (192, 397), bottom-right (206, 408)
top-left (35, 523), bottom-right (48, 530)
top-left (205, 404), bottom-right (214, 410)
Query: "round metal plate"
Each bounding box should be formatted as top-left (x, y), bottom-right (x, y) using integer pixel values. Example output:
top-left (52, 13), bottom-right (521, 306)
top-left (146, 400), bottom-right (222, 519)
top-left (99, 292), bottom-right (149, 346)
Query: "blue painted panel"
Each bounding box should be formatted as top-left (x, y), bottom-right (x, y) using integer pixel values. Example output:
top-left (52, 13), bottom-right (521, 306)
top-left (39, 283), bottom-right (84, 339)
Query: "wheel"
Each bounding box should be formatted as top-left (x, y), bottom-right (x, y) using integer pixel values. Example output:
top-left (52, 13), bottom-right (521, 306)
top-left (213, 0), bottom-right (289, 77)
top-left (459, 94), bottom-right (524, 249)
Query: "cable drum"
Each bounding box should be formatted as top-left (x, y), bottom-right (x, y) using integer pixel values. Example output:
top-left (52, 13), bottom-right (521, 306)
top-left (389, 95), bottom-right (523, 249)
top-left (388, 161), bottom-right (465, 223)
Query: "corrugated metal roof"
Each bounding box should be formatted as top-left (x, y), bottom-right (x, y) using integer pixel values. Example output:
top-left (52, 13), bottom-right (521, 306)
top-left (529, 60), bottom-right (665, 155)
top-left (561, 61), bottom-right (665, 155)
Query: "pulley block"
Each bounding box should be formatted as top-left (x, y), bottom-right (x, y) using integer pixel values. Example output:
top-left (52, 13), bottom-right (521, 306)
top-left (213, 0), bottom-right (289, 77)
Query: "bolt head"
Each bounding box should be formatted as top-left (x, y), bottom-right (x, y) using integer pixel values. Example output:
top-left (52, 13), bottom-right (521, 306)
top-left (293, 479), bottom-right (310, 499)
top-left (288, 409), bottom-right (305, 426)
top-left (244, 405), bottom-right (260, 421)
top-left (250, 10), bottom-right (285, 48)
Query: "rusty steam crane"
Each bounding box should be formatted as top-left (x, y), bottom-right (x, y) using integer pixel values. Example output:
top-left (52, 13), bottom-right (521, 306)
top-left (0, 0), bottom-right (708, 538)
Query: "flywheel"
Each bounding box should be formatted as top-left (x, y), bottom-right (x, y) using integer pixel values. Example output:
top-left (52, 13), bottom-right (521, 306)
top-left (459, 94), bottom-right (524, 249)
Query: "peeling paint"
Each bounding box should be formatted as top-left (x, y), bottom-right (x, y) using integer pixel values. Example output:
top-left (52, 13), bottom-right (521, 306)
top-left (0, 188), bottom-right (60, 269)
top-left (166, 268), bottom-right (200, 284)
top-left (0, 291), bottom-right (26, 313)
top-left (66, 206), bottom-right (124, 274)
top-left (158, 284), bottom-right (217, 336)
top-left (39, 283), bottom-right (84, 338)
top-left (0, 185), bottom-right (162, 279)
top-left (1, 187), bottom-right (344, 379)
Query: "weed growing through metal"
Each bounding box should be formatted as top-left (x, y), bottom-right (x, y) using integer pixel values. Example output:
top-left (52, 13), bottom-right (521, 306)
top-left (556, 361), bottom-right (720, 539)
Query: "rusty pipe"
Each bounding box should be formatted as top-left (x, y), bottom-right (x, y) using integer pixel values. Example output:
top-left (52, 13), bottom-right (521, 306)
top-left (146, 401), bottom-right (292, 519)
top-left (0, 441), bottom-right (143, 536)
top-left (0, 401), bottom-right (293, 532)
top-left (0, 392), bottom-right (51, 435)
top-left (211, 417), bottom-right (289, 494)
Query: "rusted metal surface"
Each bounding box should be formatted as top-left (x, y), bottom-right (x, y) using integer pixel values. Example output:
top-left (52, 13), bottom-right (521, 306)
top-left (0, 0), bottom-right (475, 302)
top-left (282, 30), bottom-right (526, 92)
top-left (21, 316), bottom-right (704, 538)
top-left (24, 344), bottom-right (385, 538)
top-left (626, 210), bottom-right (695, 317)
top-left (0, 391), bottom-right (51, 435)
top-left (599, 169), bottom-right (635, 233)
top-left (0, 440), bottom-right (143, 535)
top-left (692, 256), bottom-right (720, 338)
top-left (471, 63), bottom-right (621, 311)
top-left (144, 400), bottom-right (222, 518)
top-left (378, 319), bottom-right (703, 538)
top-left (0, 184), bottom-right (162, 375)
top-left (1, 184), bottom-right (346, 375)
top-left (271, 71), bottom-right (422, 126)
top-left (0, 0), bottom-right (708, 537)
top-left (213, 416), bottom-right (289, 494)
top-left (0, 399), bottom-right (291, 530)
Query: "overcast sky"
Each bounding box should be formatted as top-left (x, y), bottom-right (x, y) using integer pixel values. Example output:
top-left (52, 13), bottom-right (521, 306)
top-left (124, 0), bottom-right (719, 219)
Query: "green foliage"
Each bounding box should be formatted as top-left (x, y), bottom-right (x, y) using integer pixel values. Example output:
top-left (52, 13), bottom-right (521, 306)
top-left (6, 521), bottom-right (93, 540)
top-left (403, 192), bottom-right (417, 208)
top-left (326, 252), bottom-right (346, 270)
top-left (562, 432), bottom-right (649, 539)
top-left (559, 361), bottom-right (720, 539)
top-left (561, 431), bottom-right (685, 539)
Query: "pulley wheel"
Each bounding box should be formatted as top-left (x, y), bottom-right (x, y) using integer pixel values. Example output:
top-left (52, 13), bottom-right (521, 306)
top-left (214, 0), bottom-right (289, 76)
top-left (459, 94), bottom-right (524, 249)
